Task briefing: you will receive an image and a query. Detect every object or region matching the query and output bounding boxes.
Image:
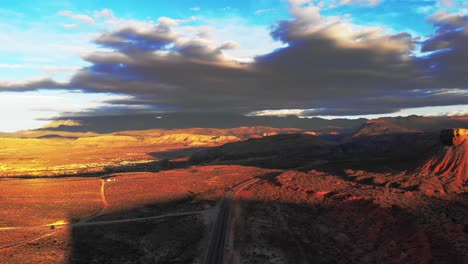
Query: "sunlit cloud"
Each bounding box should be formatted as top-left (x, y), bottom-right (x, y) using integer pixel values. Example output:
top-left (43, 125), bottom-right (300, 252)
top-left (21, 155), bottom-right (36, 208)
top-left (0, 0), bottom-right (466, 131)
top-left (0, 90), bottom-right (132, 132)
top-left (247, 109), bottom-right (309, 117)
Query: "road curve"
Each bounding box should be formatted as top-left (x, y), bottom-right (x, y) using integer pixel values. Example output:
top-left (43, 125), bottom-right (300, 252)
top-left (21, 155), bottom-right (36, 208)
top-left (100, 179), bottom-right (109, 209)
top-left (76, 178), bottom-right (109, 223)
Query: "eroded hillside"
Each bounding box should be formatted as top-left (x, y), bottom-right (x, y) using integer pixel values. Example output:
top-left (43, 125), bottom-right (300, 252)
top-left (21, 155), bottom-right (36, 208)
top-left (0, 127), bottom-right (301, 177)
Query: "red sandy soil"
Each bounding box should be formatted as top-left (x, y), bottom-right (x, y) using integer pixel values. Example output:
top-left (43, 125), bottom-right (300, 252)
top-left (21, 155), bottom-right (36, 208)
top-left (0, 177), bottom-right (101, 263)
top-left (0, 165), bottom-right (275, 263)
top-left (233, 169), bottom-right (468, 263)
top-left (102, 165), bottom-right (276, 214)
top-left (450, 117), bottom-right (468, 121)
top-left (0, 178), bottom-right (102, 228)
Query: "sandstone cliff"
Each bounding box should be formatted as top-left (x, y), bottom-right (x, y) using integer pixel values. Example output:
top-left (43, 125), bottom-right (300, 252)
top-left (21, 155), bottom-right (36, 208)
top-left (440, 128), bottom-right (468, 146)
top-left (417, 128), bottom-right (468, 192)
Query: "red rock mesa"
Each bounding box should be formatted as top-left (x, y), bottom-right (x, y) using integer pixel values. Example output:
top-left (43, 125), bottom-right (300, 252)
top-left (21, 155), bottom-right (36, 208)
top-left (440, 128), bottom-right (468, 146)
top-left (418, 128), bottom-right (468, 192)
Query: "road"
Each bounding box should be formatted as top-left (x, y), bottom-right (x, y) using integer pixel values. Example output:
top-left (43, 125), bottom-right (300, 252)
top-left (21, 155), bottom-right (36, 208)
top-left (75, 178), bottom-right (109, 224)
top-left (0, 232), bottom-right (57, 251)
top-left (58, 210), bottom-right (204, 228)
top-left (204, 178), bottom-right (260, 264)
top-left (100, 179), bottom-right (110, 209)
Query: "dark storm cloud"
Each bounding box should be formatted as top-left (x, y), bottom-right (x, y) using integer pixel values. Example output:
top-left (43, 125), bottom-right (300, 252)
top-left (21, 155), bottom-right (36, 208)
top-left (300, 89), bottom-right (468, 116)
top-left (0, 3), bottom-right (466, 117)
top-left (95, 28), bottom-right (174, 53)
top-left (418, 11), bottom-right (468, 88)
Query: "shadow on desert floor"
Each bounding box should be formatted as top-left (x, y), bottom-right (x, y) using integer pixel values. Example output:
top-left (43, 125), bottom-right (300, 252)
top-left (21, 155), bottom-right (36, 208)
top-left (68, 192), bottom-right (466, 263)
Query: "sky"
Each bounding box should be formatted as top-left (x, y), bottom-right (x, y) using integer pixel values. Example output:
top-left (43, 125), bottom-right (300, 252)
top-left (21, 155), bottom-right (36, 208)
top-left (0, 0), bottom-right (467, 131)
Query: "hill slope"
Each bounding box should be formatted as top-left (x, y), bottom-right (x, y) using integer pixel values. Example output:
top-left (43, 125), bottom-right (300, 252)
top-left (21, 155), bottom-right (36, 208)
top-left (417, 129), bottom-right (468, 192)
top-left (351, 116), bottom-right (468, 137)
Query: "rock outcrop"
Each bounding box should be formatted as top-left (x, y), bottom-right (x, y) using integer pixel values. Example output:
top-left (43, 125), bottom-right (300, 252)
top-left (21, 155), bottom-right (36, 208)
top-left (417, 128), bottom-right (468, 192)
top-left (440, 128), bottom-right (468, 146)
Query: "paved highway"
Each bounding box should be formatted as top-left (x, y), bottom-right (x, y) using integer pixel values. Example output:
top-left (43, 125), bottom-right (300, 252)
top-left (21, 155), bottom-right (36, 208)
top-left (204, 178), bottom-right (260, 264)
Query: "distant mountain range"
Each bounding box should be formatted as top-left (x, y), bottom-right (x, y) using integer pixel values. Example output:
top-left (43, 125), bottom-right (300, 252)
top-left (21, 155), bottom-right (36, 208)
top-left (2, 114), bottom-right (467, 140)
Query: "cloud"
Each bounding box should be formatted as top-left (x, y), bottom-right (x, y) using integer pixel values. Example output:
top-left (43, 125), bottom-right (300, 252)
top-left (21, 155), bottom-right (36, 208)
top-left (93, 8), bottom-right (114, 19)
top-left (0, 64), bottom-right (79, 70)
top-left (1, 2), bottom-right (467, 118)
top-left (255, 9), bottom-right (272, 15)
top-left (0, 78), bottom-right (67, 91)
top-left (190, 7), bottom-right (201, 12)
top-left (247, 109), bottom-right (308, 116)
top-left (431, 109), bottom-right (468, 117)
top-left (419, 11), bottom-right (468, 88)
top-left (0, 90), bottom-right (130, 132)
top-left (338, 0), bottom-right (381, 7)
top-left (57, 10), bottom-right (95, 24)
top-left (62, 23), bottom-right (78, 29)
top-left (416, 6), bottom-right (436, 15)
top-left (94, 25), bottom-right (176, 53)
top-left (422, 103), bottom-right (468, 117)
top-left (438, 0), bottom-right (454, 7)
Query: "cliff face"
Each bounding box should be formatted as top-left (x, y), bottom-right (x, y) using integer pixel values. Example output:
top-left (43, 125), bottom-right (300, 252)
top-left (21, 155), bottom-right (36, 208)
top-left (440, 128), bottom-right (468, 147)
top-left (417, 128), bottom-right (468, 192)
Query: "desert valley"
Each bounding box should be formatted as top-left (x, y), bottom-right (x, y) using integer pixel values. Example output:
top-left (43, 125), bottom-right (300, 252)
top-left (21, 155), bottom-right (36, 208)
top-left (0, 115), bottom-right (466, 264)
top-left (2, 0), bottom-right (468, 263)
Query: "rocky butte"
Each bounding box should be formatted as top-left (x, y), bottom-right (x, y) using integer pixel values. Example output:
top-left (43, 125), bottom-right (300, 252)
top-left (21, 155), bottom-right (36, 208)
top-left (440, 128), bottom-right (468, 146)
top-left (418, 128), bottom-right (468, 192)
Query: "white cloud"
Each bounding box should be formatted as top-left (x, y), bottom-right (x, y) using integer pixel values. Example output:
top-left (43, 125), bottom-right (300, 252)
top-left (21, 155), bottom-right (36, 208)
top-left (57, 10), bottom-right (95, 24)
top-left (93, 8), bottom-right (114, 18)
top-left (416, 6), bottom-right (435, 14)
top-left (314, 105), bottom-right (468, 120)
top-left (438, 0), bottom-right (454, 7)
top-left (338, 0), bottom-right (381, 6)
top-left (0, 21), bottom-right (94, 81)
top-left (194, 17), bottom-right (284, 62)
top-left (426, 108), bottom-right (468, 117)
top-left (190, 6), bottom-right (201, 11)
top-left (0, 64), bottom-right (80, 72)
top-left (282, 0), bottom-right (414, 55)
top-left (62, 23), bottom-right (78, 29)
top-left (327, 0), bottom-right (381, 8)
top-left (255, 9), bottom-right (272, 15)
top-left (0, 90), bottom-right (131, 132)
top-left (247, 109), bottom-right (308, 116)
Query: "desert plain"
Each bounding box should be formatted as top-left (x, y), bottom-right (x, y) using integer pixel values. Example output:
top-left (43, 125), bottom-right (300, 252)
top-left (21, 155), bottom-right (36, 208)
top-left (0, 116), bottom-right (467, 264)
